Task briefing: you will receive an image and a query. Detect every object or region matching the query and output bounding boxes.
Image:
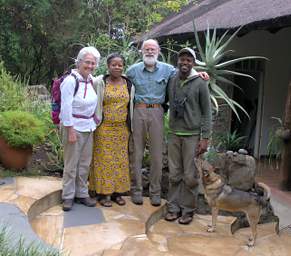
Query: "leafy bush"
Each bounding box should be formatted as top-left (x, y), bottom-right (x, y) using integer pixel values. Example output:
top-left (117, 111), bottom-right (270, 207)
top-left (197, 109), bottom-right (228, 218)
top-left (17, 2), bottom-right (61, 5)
top-left (25, 102), bottom-right (64, 171)
top-left (0, 61), bottom-right (27, 112)
top-left (89, 35), bottom-right (140, 75)
top-left (0, 60), bottom-right (63, 171)
top-left (0, 111), bottom-right (47, 148)
top-left (203, 147), bottom-right (220, 164)
top-left (267, 117), bottom-right (284, 167)
top-left (212, 130), bottom-right (246, 152)
top-left (43, 125), bottom-right (64, 172)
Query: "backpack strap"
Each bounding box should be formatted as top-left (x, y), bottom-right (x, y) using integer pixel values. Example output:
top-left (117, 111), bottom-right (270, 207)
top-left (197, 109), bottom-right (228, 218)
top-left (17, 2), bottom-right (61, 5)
top-left (70, 73), bottom-right (79, 96)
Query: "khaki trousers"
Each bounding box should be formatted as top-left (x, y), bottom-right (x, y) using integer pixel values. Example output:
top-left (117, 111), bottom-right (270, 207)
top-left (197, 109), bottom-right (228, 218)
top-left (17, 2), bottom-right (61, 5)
top-left (61, 127), bottom-right (93, 200)
top-left (131, 107), bottom-right (164, 197)
top-left (167, 134), bottom-right (199, 215)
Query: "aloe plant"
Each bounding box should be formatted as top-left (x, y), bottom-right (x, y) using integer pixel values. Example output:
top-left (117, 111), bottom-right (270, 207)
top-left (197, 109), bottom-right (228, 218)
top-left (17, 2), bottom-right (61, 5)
top-left (192, 22), bottom-right (267, 121)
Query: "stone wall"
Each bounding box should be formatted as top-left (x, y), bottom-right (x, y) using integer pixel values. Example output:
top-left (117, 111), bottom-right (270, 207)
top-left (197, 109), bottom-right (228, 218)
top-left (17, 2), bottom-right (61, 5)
top-left (27, 85), bottom-right (50, 102)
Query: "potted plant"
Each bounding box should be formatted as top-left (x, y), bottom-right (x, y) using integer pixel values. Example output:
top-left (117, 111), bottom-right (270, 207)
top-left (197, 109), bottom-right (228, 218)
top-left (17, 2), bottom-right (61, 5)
top-left (0, 111), bottom-right (46, 170)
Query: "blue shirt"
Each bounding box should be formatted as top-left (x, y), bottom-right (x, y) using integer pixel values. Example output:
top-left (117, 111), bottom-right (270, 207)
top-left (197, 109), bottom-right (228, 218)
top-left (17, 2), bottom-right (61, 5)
top-left (126, 61), bottom-right (176, 104)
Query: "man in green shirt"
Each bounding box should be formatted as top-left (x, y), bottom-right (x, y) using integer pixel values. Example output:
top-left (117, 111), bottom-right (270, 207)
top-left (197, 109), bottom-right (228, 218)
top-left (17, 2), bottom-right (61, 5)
top-left (165, 48), bottom-right (212, 224)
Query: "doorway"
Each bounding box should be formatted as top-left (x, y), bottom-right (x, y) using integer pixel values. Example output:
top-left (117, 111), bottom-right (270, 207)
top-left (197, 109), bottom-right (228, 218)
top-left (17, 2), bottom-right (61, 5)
top-left (230, 60), bottom-right (265, 157)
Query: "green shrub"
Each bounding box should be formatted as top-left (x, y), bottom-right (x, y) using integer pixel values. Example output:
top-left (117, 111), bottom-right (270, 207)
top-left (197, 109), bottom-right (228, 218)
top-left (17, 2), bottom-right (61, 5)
top-left (267, 117), bottom-right (283, 167)
top-left (89, 35), bottom-right (140, 76)
top-left (0, 61), bottom-right (64, 171)
top-left (43, 123), bottom-right (64, 172)
top-left (0, 111), bottom-right (47, 148)
top-left (203, 147), bottom-right (220, 164)
top-left (22, 96), bottom-right (64, 171)
top-left (212, 130), bottom-right (246, 152)
top-left (0, 61), bottom-right (27, 112)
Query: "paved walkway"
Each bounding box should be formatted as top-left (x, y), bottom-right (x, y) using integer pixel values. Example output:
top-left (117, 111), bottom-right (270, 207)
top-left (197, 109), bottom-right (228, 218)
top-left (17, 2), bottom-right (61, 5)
top-left (256, 160), bottom-right (291, 229)
top-left (0, 175), bottom-right (290, 255)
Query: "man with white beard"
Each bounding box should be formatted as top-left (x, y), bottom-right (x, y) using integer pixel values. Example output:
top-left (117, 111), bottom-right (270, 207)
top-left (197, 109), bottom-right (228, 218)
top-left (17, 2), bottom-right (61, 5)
top-left (127, 39), bottom-right (207, 206)
top-left (127, 39), bottom-right (175, 206)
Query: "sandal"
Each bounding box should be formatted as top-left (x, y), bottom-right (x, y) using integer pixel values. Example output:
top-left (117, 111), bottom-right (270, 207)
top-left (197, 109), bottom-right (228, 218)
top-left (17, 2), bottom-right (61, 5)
top-left (164, 212), bottom-right (180, 222)
top-left (99, 196), bottom-right (112, 207)
top-left (112, 196), bottom-right (126, 206)
top-left (178, 214), bottom-right (193, 225)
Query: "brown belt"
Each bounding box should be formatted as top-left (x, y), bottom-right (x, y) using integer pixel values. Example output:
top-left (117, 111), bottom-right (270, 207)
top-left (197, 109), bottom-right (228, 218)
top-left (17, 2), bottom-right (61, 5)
top-left (135, 103), bottom-right (161, 108)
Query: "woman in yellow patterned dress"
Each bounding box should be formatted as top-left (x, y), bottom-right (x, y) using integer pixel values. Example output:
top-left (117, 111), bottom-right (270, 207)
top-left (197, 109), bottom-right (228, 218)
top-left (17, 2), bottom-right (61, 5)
top-left (89, 53), bottom-right (134, 207)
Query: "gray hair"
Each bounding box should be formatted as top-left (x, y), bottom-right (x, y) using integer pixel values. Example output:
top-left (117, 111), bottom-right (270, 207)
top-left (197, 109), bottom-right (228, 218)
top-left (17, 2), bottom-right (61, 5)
top-left (76, 46), bottom-right (101, 67)
top-left (141, 39), bottom-right (160, 51)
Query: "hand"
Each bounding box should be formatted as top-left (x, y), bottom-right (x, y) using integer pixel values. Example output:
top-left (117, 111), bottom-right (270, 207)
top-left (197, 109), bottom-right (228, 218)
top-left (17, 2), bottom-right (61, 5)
top-left (67, 127), bottom-right (77, 143)
top-left (198, 72), bottom-right (209, 81)
top-left (195, 139), bottom-right (208, 156)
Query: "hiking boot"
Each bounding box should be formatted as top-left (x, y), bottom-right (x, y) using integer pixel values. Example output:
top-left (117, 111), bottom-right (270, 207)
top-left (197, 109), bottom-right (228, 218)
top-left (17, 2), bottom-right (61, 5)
top-left (150, 195), bottom-right (161, 207)
top-left (131, 194), bottom-right (143, 205)
top-left (62, 199), bottom-right (74, 211)
top-left (75, 197), bottom-right (96, 207)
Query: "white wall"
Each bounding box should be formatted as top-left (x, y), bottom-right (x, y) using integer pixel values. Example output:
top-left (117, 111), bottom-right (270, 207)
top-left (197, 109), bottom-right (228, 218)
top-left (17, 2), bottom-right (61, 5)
top-left (230, 27), bottom-right (291, 156)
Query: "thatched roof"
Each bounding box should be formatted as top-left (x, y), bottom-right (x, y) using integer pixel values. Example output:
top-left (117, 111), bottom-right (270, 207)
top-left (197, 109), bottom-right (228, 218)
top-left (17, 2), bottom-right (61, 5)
top-left (143, 0), bottom-right (291, 41)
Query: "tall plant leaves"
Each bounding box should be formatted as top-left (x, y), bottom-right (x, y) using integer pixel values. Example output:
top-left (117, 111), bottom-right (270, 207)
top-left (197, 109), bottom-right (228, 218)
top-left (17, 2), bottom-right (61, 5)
top-left (192, 21), bottom-right (267, 121)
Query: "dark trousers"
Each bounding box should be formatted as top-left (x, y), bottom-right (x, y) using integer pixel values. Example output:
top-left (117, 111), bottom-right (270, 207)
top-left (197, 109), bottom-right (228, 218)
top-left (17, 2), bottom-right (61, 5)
top-left (167, 134), bottom-right (199, 215)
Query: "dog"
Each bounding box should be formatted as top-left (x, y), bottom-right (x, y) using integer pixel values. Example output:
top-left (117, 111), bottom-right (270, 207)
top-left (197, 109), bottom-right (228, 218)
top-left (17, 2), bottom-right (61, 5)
top-left (195, 158), bottom-right (271, 247)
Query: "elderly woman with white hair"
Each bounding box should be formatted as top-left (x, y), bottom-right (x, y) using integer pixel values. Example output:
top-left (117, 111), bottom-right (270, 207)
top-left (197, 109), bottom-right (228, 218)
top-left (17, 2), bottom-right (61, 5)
top-left (60, 46), bottom-right (100, 211)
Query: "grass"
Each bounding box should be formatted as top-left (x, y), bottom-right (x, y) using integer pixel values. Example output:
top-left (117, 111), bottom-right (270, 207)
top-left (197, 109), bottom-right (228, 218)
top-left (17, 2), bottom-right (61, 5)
top-left (0, 227), bottom-right (63, 256)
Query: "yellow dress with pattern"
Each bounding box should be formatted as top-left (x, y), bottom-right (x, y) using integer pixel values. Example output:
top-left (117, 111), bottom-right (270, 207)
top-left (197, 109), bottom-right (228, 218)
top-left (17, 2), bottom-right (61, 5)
top-left (89, 82), bottom-right (130, 195)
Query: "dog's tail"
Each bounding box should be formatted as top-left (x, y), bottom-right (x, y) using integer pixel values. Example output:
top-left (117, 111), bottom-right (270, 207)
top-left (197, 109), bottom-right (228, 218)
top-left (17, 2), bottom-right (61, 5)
top-left (256, 182), bottom-right (280, 234)
top-left (257, 182), bottom-right (271, 201)
top-left (256, 182), bottom-right (271, 207)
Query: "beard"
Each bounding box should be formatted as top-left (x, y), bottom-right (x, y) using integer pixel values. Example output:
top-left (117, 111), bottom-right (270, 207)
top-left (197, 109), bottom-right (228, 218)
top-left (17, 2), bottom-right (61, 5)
top-left (143, 54), bottom-right (158, 66)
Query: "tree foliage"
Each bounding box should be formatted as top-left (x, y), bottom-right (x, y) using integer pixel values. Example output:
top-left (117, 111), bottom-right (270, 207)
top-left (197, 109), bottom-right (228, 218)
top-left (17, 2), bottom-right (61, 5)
top-left (86, 0), bottom-right (189, 36)
top-left (0, 0), bottom-right (92, 84)
top-left (0, 0), bottom-right (190, 84)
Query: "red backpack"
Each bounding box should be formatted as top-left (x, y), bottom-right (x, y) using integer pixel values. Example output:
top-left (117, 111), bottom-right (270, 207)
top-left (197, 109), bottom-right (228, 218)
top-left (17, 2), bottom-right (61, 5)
top-left (51, 72), bottom-right (79, 125)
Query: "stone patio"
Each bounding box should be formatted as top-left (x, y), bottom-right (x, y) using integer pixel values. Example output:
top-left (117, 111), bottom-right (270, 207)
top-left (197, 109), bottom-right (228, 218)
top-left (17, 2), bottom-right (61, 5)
top-left (0, 176), bottom-right (290, 256)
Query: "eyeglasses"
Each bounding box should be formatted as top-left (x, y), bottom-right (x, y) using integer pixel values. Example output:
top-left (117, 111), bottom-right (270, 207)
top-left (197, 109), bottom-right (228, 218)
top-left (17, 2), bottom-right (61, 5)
top-left (82, 60), bottom-right (97, 66)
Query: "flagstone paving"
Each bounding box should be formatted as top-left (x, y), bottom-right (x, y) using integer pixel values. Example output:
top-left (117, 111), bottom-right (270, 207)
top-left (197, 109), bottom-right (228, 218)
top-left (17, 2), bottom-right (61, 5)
top-left (0, 176), bottom-right (291, 256)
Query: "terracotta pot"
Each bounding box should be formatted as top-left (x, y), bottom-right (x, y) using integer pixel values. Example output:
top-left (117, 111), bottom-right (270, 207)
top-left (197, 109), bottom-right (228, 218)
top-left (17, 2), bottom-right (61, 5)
top-left (0, 137), bottom-right (32, 171)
